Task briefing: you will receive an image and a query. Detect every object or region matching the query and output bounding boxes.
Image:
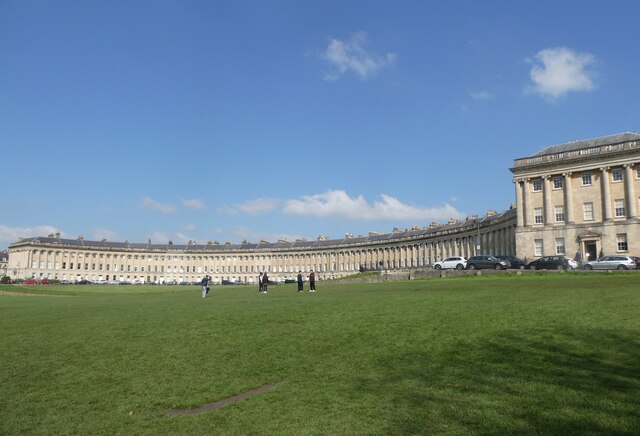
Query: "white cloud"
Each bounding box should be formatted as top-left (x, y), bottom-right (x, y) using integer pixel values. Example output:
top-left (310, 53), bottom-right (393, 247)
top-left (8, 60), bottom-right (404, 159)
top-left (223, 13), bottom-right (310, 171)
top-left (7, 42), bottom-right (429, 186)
top-left (184, 224), bottom-right (197, 232)
top-left (139, 196), bottom-right (176, 214)
top-left (181, 198), bottom-right (206, 210)
top-left (0, 224), bottom-right (62, 247)
top-left (322, 31), bottom-right (396, 81)
top-left (283, 190), bottom-right (463, 222)
top-left (527, 47), bottom-right (596, 98)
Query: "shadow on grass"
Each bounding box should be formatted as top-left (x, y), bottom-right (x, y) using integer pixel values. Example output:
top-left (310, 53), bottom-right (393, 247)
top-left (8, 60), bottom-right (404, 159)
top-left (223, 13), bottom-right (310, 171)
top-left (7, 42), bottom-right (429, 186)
top-left (360, 328), bottom-right (640, 434)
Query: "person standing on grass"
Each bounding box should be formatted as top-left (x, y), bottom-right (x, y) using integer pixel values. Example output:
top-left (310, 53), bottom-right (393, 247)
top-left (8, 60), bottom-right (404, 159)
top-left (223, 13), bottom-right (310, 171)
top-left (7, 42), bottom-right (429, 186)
top-left (262, 272), bottom-right (269, 293)
top-left (258, 272), bottom-right (264, 293)
top-left (297, 271), bottom-right (304, 293)
top-left (309, 270), bottom-right (316, 292)
top-left (201, 275), bottom-right (210, 298)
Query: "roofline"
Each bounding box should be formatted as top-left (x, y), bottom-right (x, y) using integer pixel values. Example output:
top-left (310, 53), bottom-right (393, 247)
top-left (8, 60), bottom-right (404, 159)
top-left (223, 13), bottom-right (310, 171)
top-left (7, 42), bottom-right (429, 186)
top-left (9, 209), bottom-right (516, 253)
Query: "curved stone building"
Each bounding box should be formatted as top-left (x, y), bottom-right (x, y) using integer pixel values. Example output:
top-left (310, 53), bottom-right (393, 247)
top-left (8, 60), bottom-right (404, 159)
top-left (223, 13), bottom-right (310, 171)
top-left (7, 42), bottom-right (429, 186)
top-left (7, 209), bottom-right (516, 284)
top-left (8, 132), bottom-right (640, 283)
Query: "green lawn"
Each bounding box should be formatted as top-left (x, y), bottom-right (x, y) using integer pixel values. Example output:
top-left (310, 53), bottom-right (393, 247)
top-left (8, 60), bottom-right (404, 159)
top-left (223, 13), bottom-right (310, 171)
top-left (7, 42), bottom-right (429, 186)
top-left (1, 274), bottom-right (639, 435)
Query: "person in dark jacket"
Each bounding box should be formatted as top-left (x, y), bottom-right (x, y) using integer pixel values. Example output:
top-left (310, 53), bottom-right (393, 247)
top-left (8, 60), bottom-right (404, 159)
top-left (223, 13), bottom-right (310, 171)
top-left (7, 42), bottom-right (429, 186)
top-left (297, 271), bottom-right (304, 292)
top-left (309, 270), bottom-right (316, 292)
top-left (262, 273), bottom-right (269, 293)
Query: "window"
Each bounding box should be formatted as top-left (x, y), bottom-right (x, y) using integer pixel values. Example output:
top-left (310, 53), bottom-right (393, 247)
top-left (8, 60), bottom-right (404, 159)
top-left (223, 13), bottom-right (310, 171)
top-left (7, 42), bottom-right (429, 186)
top-left (534, 207), bottom-right (543, 224)
top-left (617, 233), bottom-right (628, 252)
top-left (583, 202), bottom-right (594, 221)
top-left (555, 238), bottom-right (565, 255)
top-left (582, 173), bottom-right (592, 186)
top-left (534, 239), bottom-right (543, 256)
top-left (553, 177), bottom-right (563, 189)
top-left (637, 166), bottom-right (640, 179)
top-left (532, 179), bottom-right (542, 192)
top-left (555, 205), bottom-right (565, 222)
top-left (614, 199), bottom-right (625, 217)
top-left (612, 168), bottom-right (623, 182)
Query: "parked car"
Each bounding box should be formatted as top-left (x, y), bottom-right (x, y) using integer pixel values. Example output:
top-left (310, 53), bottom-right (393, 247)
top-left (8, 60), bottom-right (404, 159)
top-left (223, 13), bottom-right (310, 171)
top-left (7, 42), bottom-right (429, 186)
top-left (526, 256), bottom-right (578, 270)
top-left (582, 256), bottom-right (637, 270)
top-left (433, 256), bottom-right (467, 270)
top-left (23, 280), bottom-right (38, 285)
top-left (466, 255), bottom-right (510, 270)
top-left (630, 256), bottom-right (640, 269)
top-left (496, 255), bottom-right (527, 269)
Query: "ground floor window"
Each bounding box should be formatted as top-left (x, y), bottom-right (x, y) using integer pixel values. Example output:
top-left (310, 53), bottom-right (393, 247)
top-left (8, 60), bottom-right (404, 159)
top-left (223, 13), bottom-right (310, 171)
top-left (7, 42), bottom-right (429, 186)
top-left (617, 234), bottom-right (628, 252)
top-left (534, 239), bottom-right (543, 256)
top-left (555, 238), bottom-right (565, 255)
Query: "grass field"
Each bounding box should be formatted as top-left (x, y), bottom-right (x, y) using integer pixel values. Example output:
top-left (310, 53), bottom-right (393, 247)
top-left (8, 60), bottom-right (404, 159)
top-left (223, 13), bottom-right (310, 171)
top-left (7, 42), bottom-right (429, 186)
top-left (1, 274), bottom-right (639, 435)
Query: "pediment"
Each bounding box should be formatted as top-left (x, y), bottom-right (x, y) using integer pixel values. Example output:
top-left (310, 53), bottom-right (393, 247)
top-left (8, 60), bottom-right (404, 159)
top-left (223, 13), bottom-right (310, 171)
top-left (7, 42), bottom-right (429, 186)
top-left (578, 230), bottom-right (601, 239)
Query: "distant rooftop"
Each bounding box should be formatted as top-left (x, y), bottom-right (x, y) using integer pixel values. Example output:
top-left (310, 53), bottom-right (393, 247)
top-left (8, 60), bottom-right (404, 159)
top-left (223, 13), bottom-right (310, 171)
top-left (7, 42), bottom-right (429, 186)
top-left (531, 132), bottom-right (640, 157)
top-left (9, 209), bottom-right (516, 252)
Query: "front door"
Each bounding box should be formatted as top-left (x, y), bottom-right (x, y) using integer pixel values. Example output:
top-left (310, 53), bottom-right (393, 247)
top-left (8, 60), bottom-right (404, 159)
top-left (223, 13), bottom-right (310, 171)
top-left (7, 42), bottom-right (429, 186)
top-left (584, 241), bottom-right (598, 262)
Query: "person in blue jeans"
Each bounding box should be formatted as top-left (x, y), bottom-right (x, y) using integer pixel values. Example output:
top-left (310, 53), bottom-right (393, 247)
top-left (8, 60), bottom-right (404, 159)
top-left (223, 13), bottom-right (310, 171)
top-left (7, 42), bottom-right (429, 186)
top-left (201, 275), bottom-right (210, 298)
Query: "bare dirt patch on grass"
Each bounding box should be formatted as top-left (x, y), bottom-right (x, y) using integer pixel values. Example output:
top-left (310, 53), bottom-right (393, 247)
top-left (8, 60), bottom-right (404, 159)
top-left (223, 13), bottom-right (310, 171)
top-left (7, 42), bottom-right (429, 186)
top-left (164, 383), bottom-right (281, 417)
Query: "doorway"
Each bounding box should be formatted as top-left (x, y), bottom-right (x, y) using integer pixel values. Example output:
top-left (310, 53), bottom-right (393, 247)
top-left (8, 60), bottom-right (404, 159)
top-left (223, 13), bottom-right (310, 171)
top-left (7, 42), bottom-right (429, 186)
top-left (584, 241), bottom-right (598, 262)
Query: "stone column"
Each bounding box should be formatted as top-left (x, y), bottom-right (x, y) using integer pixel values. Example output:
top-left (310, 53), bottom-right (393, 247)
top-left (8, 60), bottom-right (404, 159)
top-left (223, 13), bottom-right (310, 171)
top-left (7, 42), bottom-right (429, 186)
top-left (563, 172), bottom-right (574, 223)
top-left (522, 179), bottom-right (531, 226)
top-left (515, 179), bottom-right (524, 227)
top-left (601, 167), bottom-right (612, 220)
top-left (543, 175), bottom-right (553, 225)
top-left (624, 164), bottom-right (637, 218)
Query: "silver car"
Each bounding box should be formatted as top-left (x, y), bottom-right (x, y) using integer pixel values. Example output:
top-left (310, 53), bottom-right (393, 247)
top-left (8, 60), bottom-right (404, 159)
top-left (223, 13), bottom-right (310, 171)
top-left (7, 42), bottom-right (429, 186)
top-left (583, 256), bottom-right (637, 270)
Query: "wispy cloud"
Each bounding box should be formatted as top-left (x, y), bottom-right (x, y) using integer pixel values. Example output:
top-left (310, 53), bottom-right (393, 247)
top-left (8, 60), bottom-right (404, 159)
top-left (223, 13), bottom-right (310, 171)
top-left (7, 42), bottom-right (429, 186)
top-left (321, 31), bottom-right (396, 81)
top-left (91, 228), bottom-right (119, 241)
top-left (231, 226), bottom-right (303, 244)
top-left (527, 47), bottom-right (596, 99)
top-left (469, 90), bottom-right (494, 101)
top-left (139, 196), bottom-right (176, 214)
top-left (231, 197), bottom-right (281, 215)
top-left (0, 224), bottom-right (62, 246)
top-left (147, 231), bottom-right (191, 244)
top-left (282, 190), bottom-right (463, 222)
top-left (181, 198), bottom-right (206, 210)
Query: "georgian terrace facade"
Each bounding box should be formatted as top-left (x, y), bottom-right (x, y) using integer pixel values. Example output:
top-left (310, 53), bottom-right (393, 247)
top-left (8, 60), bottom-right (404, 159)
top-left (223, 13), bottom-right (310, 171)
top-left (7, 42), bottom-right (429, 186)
top-left (8, 208), bottom-right (516, 284)
top-left (511, 132), bottom-right (640, 262)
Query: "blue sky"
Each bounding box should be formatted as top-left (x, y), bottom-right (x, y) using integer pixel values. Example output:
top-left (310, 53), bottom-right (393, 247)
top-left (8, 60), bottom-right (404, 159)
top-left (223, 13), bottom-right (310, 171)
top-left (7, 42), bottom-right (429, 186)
top-left (1, 0), bottom-right (639, 249)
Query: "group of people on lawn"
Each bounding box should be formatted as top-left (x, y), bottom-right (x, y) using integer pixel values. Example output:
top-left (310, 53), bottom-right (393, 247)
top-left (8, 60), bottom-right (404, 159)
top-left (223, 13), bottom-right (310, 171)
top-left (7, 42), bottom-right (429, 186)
top-left (201, 270), bottom-right (317, 298)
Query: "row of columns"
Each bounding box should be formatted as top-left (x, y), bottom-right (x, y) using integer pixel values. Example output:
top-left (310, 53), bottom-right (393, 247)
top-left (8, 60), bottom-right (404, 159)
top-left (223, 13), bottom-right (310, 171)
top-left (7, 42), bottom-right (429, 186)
top-left (515, 164), bottom-right (638, 226)
top-left (12, 221), bottom-right (518, 280)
